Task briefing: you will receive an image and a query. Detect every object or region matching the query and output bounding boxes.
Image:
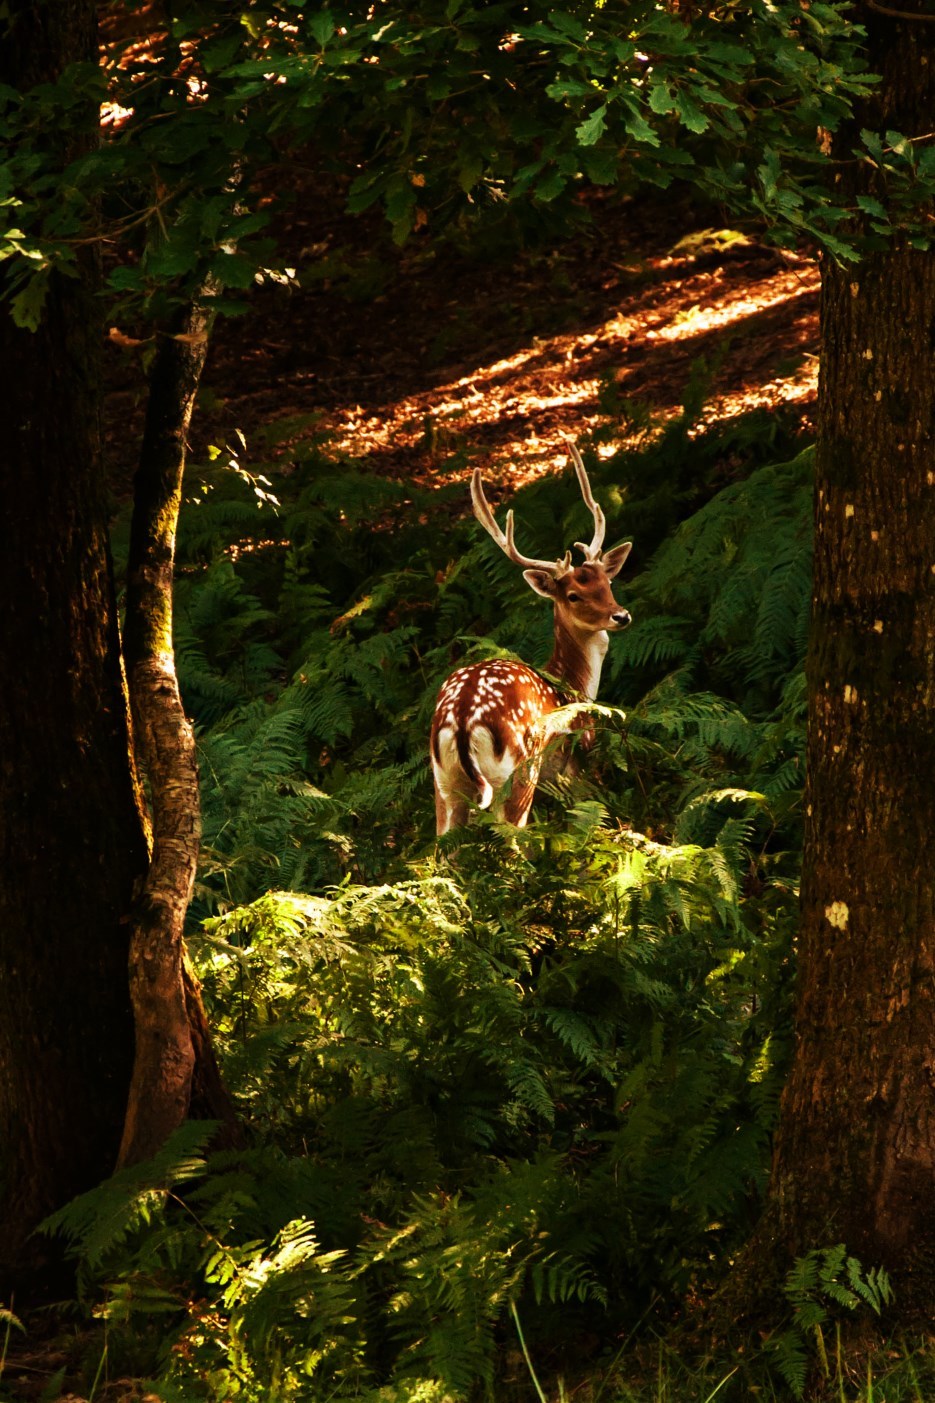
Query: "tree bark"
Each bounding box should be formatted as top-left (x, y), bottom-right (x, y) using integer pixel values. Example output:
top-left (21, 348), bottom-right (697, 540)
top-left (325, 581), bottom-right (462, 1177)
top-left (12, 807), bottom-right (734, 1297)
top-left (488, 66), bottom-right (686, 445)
top-left (0, 0), bottom-right (149, 1291)
top-left (765, 9), bottom-right (935, 1302)
top-left (119, 296), bottom-right (240, 1167)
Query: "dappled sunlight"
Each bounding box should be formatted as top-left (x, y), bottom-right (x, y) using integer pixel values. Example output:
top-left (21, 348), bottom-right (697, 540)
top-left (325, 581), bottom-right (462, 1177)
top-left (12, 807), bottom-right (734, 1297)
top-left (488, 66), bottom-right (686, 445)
top-left (699, 357), bottom-right (817, 428)
top-left (639, 265), bottom-right (816, 343)
top-left (313, 249), bottom-right (819, 491)
top-left (107, 211), bottom-right (819, 503)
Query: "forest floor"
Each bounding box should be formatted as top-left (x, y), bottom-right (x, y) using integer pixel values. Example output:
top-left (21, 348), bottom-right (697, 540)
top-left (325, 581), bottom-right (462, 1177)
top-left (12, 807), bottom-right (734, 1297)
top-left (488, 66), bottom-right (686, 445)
top-left (103, 189), bottom-right (819, 503)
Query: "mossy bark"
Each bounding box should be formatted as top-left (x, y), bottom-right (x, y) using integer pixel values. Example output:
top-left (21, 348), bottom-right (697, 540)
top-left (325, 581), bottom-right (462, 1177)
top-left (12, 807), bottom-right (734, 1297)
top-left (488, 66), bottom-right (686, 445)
top-left (119, 298), bottom-right (239, 1167)
top-left (0, 0), bottom-right (149, 1291)
top-left (755, 9), bottom-right (935, 1309)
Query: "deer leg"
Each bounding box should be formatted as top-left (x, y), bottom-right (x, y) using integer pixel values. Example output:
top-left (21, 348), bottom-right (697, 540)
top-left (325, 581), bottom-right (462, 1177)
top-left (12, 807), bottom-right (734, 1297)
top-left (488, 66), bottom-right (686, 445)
top-left (501, 783), bottom-right (536, 827)
top-left (500, 759), bottom-right (541, 828)
top-left (435, 780), bottom-right (469, 835)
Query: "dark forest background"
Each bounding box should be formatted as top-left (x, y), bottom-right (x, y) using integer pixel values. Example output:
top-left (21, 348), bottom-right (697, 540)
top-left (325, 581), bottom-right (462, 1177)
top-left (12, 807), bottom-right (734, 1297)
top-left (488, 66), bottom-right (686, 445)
top-left (3, 3), bottom-right (935, 1399)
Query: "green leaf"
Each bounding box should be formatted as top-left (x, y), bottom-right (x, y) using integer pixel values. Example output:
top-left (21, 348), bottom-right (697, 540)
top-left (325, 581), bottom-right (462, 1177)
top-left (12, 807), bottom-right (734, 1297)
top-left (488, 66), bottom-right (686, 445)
top-left (426, 73), bottom-right (451, 101)
top-left (107, 265), bottom-right (144, 292)
top-left (674, 92), bottom-right (709, 134)
top-left (855, 194), bottom-right (886, 219)
top-left (210, 251), bottom-right (259, 289)
top-left (347, 173), bottom-right (384, 213)
top-left (704, 41), bottom-right (751, 67)
top-left (9, 269), bottom-right (49, 330)
top-left (385, 182), bottom-right (416, 224)
top-left (811, 226), bottom-right (860, 261)
top-left (309, 11), bottom-right (335, 46)
top-left (648, 82), bottom-right (674, 116)
top-left (201, 32), bottom-right (244, 74)
top-left (549, 11), bottom-right (587, 40)
top-left (576, 104), bottom-right (607, 147)
top-left (917, 145), bottom-right (935, 176)
top-left (582, 146), bottom-right (618, 185)
top-left (758, 147), bottom-right (781, 199)
top-left (546, 78), bottom-right (594, 100)
top-left (859, 128), bottom-right (884, 163)
top-left (622, 106), bottom-right (660, 147)
top-left (536, 168), bottom-right (567, 201)
top-left (38, 1367), bottom-right (67, 1403)
top-left (458, 156), bottom-right (484, 193)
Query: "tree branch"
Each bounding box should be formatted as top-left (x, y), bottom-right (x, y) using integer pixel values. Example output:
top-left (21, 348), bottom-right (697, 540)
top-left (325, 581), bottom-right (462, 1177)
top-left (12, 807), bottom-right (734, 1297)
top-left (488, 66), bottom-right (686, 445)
top-left (118, 280), bottom-right (240, 1168)
top-left (863, 0), bottom-right (935, 23)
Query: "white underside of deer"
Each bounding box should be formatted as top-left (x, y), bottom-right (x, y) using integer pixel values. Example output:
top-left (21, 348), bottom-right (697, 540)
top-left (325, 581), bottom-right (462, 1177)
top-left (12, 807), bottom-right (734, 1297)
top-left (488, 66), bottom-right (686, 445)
top-left (431, 441), bottom-right (632, 834)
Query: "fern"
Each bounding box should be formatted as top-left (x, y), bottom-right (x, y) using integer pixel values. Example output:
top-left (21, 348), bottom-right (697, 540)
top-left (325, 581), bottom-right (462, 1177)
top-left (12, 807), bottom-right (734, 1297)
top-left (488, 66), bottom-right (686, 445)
top-left (41, 1122), bottom-right (215, 1275)
top-left (767, 1246), bottom-right (895, 1398)
top-left (80, 404), bottom-right (821, 1397)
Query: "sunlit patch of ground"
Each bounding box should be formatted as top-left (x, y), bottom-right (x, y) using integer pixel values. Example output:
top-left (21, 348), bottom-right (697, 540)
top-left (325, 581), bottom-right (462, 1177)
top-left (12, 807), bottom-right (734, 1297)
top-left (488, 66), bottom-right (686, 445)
top-left (104, 199), bottom-right (820, 499)
top-left (314, 250), bottom-right (818, 490)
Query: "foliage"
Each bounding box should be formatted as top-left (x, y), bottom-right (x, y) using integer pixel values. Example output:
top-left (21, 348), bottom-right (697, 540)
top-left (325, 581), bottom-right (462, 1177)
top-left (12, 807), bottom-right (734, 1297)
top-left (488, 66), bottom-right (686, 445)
top-left (767, 1246), bottom-right (895, 1398)
top-left (43, 392), bottom-right (817, 1399)
top-left (46, 811), bottom-right (792, 1399)
top-left (159, 386), bottom-right (811, 912)
top-left (0, 0), bottom-right (932, 332)
top-left (3, 1), bottom-right (932, 1396)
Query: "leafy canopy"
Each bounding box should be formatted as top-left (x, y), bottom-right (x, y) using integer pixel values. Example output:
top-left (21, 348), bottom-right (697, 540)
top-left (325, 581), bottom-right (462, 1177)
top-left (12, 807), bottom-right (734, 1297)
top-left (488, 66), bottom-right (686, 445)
top-left (1, 0), bottom-right (930, 329)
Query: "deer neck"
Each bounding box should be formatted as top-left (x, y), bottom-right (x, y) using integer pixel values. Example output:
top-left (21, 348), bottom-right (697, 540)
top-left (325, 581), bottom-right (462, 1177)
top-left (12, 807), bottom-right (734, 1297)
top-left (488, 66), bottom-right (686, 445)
top-left (546, 617), bottom-right (608, 700)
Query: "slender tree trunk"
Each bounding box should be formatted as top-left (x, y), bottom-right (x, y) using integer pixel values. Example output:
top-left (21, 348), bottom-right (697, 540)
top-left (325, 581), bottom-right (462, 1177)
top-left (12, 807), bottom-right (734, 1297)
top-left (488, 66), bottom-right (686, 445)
top-left (0, 0), bottom-right (149, 1290)
top-left (119, 295), bottom-right (239, 1167)
top-left (765, 10), bottom-right (935, 1301)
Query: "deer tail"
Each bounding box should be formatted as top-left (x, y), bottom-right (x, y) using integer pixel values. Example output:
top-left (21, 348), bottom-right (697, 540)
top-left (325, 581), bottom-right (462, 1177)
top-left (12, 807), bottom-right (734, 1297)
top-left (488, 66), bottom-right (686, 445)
top-left (456, 729), bottom-right (494, 809)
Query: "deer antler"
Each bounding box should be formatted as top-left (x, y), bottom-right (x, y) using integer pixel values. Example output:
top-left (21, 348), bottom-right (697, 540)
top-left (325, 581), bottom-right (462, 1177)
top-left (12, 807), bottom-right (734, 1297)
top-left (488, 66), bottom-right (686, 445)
top-left (471, 468), bottom-right (573, 576)
top-left (561, 435), bottom-right (606, 563)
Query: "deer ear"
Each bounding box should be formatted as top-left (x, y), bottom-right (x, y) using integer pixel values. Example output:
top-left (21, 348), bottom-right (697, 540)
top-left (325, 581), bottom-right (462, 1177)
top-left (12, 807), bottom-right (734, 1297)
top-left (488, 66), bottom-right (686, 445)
top-left (601, 541), bottom-right (632, 579)
top-left (523, 568), bottom-right (557, 598)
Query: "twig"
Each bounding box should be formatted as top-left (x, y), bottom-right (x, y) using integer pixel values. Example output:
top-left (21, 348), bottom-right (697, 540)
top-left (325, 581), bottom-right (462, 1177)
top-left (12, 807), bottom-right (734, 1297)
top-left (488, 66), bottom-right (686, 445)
top-left (863, 0), bottom-right (935, 22)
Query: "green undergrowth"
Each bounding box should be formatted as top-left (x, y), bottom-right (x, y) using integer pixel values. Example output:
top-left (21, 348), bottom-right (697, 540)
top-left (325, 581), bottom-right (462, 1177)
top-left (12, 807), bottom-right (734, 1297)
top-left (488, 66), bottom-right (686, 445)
top-left (57, 390), bottom-right (830, 1399)
top-left (39, 861), bottom-right (919, 1401)
top-left (47, 822), bottom-right (793, 1400)
top-left (156, 378), bottom-right (812, 912)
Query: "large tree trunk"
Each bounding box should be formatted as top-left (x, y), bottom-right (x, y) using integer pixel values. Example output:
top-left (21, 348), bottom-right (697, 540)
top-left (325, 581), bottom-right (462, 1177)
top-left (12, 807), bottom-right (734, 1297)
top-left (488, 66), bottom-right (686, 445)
top-left (0, 0), bottom-right (149, 1291)
top-left (767, 11), bottom-right (935, 1298)
top-left (0, 3), bottom-right (237, 1290)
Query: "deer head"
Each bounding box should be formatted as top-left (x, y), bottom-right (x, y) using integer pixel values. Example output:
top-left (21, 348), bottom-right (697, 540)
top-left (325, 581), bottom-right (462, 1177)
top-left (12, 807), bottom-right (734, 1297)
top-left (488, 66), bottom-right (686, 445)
top-left (471, 438), bottom-right (632, 650)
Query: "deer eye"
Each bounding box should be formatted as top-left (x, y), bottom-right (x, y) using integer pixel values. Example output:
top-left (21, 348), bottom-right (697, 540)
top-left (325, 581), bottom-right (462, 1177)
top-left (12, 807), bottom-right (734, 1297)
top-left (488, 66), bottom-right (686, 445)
top-left (566, 591), bottom-right (581, 602)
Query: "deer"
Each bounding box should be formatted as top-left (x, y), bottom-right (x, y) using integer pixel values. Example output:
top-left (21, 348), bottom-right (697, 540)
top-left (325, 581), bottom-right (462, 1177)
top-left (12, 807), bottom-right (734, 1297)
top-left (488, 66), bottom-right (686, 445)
top-left (431, 441), bottom-right (632, 833)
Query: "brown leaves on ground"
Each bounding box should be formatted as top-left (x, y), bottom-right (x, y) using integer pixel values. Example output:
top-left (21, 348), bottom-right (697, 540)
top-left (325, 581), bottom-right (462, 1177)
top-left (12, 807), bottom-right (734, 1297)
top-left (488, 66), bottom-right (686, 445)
top-left (104, 193), bottom-right (818, 502)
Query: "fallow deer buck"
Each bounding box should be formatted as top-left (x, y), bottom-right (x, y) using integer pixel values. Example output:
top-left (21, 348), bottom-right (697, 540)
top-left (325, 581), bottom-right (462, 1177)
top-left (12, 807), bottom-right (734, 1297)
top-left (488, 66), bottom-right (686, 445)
top-left (431, 441), bottom-right (632, 833)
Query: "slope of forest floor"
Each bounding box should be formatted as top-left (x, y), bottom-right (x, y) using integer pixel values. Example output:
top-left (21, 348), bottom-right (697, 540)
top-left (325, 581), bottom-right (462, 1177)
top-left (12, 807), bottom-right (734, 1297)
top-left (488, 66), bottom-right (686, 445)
top-left (103, 191), bottom-right (819, 499)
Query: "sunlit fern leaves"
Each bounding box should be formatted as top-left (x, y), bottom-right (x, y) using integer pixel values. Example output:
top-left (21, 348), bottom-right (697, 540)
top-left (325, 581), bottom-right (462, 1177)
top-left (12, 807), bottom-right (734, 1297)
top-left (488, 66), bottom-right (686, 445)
top-left (54, 794), bottom-right (794, 1400)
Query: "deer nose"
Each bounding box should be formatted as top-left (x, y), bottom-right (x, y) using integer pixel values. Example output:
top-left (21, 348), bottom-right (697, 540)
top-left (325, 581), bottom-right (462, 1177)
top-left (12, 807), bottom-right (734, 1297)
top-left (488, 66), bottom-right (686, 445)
top-left (612, 610), bottom-right (631, 628)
